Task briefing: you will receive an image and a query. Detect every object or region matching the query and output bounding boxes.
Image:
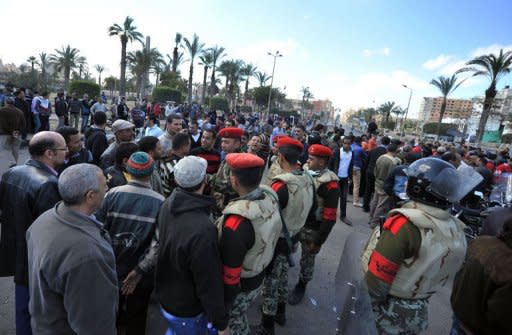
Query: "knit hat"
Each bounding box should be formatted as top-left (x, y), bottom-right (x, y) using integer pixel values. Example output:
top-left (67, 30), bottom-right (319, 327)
top-left (126, 152), bottom-right (155, 178)
top-left (174, 156), bottom-right (207, 188)
top-left (112, 119), bottom-right (134, 133)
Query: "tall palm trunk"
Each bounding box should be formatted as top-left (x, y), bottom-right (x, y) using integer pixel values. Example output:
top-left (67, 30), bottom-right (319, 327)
top-left (244, 79), bottom-right (249, 105)
top-left (201, 65), bottom-right (208, 104)
top-left (64, 67), bottom-right (70, 91)
top-left (188, 64), bottom-right (194, 104)
top-left (210, 68), bottom-right (216, 96)
top-left (120, 38), bottom-right (128, 97)
top-left (172, 47), bottom-right (179, 73)
top-left (98, 74), bottom-right (102, 87)
top-left (436, 97), bottom-right (447, 138)
top-left (476, 87), bottom-right (497, 144)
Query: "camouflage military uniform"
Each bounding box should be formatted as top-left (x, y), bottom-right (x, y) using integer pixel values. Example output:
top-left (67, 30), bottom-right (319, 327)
top-left (263, 157), bottom-right (284, 186)
top-left (262, 254), bottom-right (288, 315)
top-left (299, 241), bottom-right (316, 283)
top-left (372, 296), bottom-right (429, 335)
top-left (211, 159), bottom-right (238, 213)
top-left (228, 287), bottom-right (262, 335)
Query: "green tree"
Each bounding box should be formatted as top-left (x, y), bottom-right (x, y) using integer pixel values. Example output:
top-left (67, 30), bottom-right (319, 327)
top-left (153, 86), bottom-right (183, 104)
top-left (127, 47), bottom-right (163, 99)
top-left (241, 63), bottom-right (257, 105)
top-left (378, 101), bottom-right (396, 126)
top-left (209, 96), bottom-right (229, 111)
top-left (208, 45), bottom-right (226, 96)
top-left (172, 33), bottom-right (183, 73)
top-left (37, 53), bottom-right (50, 91)
top-left (198, 51), bottom-right (213, 104)
top-left (95, 65), bottom-right (105, 88)
top-left (104, 76), bottom-right (118, 96)
top-left (108, 16), bottom-right (144, 97)
top-left (251, 86), bottom-right (285, 109)
top-left (50, 45), bottom-right (81, 91)
top-left (301, 86), bottom-right (314, 109)
top-left (254, 71), bottom-right (271, 87)
top-left (27, 56), bottom-right (37, 73)
top-left (183, 34), bottom-right (205, 104)
top-left (159, 71), bottom-right (187, 93)
top-left (69, 80), bottom-right (100, 98)
top-left (430, 74), bottom-right (465, 138)
top-left (218, 59), bottom-right (244, 110)
top-left (459, 49), bottom-right (512, 143)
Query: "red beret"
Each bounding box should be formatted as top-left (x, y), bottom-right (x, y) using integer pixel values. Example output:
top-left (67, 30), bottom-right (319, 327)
top-left (226, 153), bottom-right (265, 169)
top-left (272, 134), bottom-right (287, 144)
top-left (219, 127), bottom-right (244, 139)
top-left (412, 146), bottom-right (422, 153)
top-left (277, 137), bottom-right (304, 151)
top-left (308, 144), bottom-right (333, 158)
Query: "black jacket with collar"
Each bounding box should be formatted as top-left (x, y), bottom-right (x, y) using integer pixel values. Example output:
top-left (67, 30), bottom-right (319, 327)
top-left (0, 159), bottom-right (61, 284)
top-left (329, 147), bottom-right (354, 179)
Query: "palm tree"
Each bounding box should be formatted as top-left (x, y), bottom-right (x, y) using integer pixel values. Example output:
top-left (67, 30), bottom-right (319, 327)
top-left (172, 33), bottom-right (183, 73)
top-left (208, 45), bottom-right (226, 96)
top-left (95, 65), bottom-right (105, 87)
top-left (219, 59), bottom-right (244, 110)
top-left (37, 53), bottom-right (50, 91)
top-left (108, 16), bottom-right (144, 97)
top-left (255, 71), bottom-right (271, 87)
top-left (166, 52), bottom-right (185, 73)
top-left (391, 106), bottom-right (405, 131)
top-left (301, 86), bottom-right (314, 106)
top-left (127, 47), bottom-right (163, 99)
top-left (27, 56), bottom-right (37, 73)
top-left (77, 56), bottom-right (87, 78)
top-left (153, 62), bottom-right (165, 87)
top-left (378, 101), bottom-right (396, 126)
top-left (198, 51), bottom-right (213, 104)
top-left (241, 63), bottom-right (257, 105)
top-left (183, 34), bottom-right (205, 104)
top-left (458, 49), bottom-right (512, 143)
top-left (50, 45), bottom-right (81, 91)
top-left (430, 74), bottom-right (465, 138)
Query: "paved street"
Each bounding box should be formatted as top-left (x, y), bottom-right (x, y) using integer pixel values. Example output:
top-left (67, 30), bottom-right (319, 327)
top-left (0, 143), bottom-right (452, 335)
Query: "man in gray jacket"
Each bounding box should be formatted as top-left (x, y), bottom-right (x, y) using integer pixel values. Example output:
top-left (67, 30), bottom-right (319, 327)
top-left (26, 164), bottom-right (118, 335)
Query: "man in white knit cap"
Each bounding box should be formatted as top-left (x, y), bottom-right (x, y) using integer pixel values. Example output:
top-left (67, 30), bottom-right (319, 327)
top-left (155, 156), bottom-right (230, 335)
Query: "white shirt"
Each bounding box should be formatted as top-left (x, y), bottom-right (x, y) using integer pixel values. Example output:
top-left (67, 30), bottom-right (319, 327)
top-left (338, 149), bottom-right (352, 178)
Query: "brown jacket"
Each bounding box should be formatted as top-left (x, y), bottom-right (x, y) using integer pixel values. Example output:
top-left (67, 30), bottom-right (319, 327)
top-left (0, 104), bottom-right (25, 134)
top-left (451, 236), bottom-right (512, 335)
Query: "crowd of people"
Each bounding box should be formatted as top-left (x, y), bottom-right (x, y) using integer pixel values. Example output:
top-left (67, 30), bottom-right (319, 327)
top-left (0, 89), bottom-right (511, 335)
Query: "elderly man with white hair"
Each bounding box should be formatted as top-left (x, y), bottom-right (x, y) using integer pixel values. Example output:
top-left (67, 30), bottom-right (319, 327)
top-left (26, 164), bottom-right (118, 335)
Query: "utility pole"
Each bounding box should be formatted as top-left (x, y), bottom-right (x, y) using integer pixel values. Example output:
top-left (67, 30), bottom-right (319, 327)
top-left (266, 51), bottom-right (282, 121)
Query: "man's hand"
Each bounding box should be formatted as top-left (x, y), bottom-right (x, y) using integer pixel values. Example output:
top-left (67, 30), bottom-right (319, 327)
top-left (121, 270), bottom-right (142, 295)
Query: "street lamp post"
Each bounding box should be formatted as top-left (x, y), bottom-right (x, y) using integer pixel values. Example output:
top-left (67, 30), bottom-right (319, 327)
top-left (266, 51), bottom-right (282, 121)
top-left (401, 84), bottom-right (413, 135)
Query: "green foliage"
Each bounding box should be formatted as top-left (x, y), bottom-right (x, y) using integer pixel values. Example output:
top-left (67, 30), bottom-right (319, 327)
top-left (422, 122), bottom-right (457, 135)
top-left (381, 120), bottom-right (396, 131)
top-left (159, 71), bottom-right (187, 93)
top-left (501, 133), bottom-right (512, 144)
top-left (152, 86), bottom-right (182, 103)
top-left (6, 72), bottom-right (39, 91)
top-left (209, 96), bottom-right (229, 111)
top-left (69, 80), bottom-right (100, 98)
top-left (239, 105), bottom-right (252, 113)
top-left (250, 86), bottom-right (286, 107)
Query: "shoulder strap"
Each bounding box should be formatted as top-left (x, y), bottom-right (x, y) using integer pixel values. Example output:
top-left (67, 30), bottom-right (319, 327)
top-left (260, 187), bottom-right (292, 250)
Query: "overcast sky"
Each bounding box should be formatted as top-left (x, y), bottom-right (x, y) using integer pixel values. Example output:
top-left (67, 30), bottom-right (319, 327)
top-left (1, 0), bottom-right (512, 118)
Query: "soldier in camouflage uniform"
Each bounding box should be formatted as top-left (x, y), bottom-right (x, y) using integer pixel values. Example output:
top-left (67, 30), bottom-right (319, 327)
top-left (210, 127), bottom-right (243, 214)
top-left (255, 137), bottom-right (315, 335)
top-left (217, 153), bottom-right (282, 335)
top-left (263, 134), bottom-right (286, 185)
top-left (362, 158), bottom-right (481, 334)
top-left (289, 144), bottom-right (340, 305)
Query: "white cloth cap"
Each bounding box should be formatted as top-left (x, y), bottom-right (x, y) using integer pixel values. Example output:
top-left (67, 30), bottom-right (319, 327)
top-left (174, 156), bottom-right (207, 188)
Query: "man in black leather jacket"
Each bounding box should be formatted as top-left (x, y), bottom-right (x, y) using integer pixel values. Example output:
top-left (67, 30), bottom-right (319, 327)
top-left (0, 131), bottom-right (65, 335)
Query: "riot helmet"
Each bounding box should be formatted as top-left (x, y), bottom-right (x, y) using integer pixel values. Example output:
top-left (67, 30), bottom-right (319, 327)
top-left (406, 157), bottom-right (483, 209)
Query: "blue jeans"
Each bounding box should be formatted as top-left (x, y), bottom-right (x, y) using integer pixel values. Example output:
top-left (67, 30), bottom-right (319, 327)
top-left (33, 114), bottom-right (41, 133)
top-left (81, 114), bottom-right (90, 133)
top-left (15, 284), bottom-right (32, 335)
top-left (449, 316), bottom-right (469, 335)
top-left (160, 307), bottom-right (215, 335)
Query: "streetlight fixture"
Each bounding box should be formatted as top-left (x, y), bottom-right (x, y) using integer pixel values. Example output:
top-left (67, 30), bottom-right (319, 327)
top-left (401, 84), bottom-right (413, 135)
top-left (266, 51), bottom-right (283, 121)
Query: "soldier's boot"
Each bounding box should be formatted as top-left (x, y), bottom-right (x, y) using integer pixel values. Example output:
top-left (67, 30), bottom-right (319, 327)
top-left (274, 303), bottom-right (286, 326)
top-left (252, 314), bottom-right (275, 335)
top-left (288, 280), bottom-right (307, 305)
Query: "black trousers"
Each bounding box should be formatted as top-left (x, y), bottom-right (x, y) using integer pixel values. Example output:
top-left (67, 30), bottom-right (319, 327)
top-left (363, 172), bottom-right (375, 211)
top-left (117, 286), bottom-right (152, 335)
top-left (339, 177), bottom-right (349, 219)
top-left (40, 115), bottom-right (50, 131)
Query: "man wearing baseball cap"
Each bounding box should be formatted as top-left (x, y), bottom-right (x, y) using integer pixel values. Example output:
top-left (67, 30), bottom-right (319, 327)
top-left (210, 127), bottom-right (244, 214)
top-left (155, 156), bottom-right (229, 335)
top-left (99, 119), bottom-right (135, 169)
top-left (289, 144), bottom-right (340, 305)
top-left (217, 153), bottom-right (281, 335)
top-left (96, 151), bottom-right (164, 334)
top-left (255, 137), bottom-right (315, 335)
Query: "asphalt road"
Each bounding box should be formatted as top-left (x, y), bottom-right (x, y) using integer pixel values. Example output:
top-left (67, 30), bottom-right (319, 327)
top-left (0, 140), bottom-right (453, 335)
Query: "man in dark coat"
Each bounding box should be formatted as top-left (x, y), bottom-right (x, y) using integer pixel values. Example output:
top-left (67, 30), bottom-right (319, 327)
top-left (0, 131), bottom-right (65, 335)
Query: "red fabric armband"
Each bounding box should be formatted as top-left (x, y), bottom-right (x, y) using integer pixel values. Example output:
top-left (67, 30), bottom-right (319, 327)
top-left (326, 181), bottom-right (338, 191)
top-left (271, 180), bottom-right (286, 193)
top-left (223, 265), bottom-right (241, 285)
top-left (383, 214), bottom-right (409, 235)
top-left (323, 207), bottom-right (337, 221)
top-left (368, 250), bottom-right (399, 284)
top-left (224, 215), bottom-right (245, 231)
